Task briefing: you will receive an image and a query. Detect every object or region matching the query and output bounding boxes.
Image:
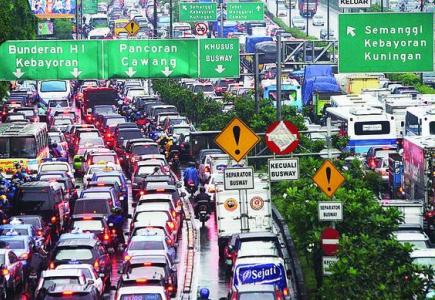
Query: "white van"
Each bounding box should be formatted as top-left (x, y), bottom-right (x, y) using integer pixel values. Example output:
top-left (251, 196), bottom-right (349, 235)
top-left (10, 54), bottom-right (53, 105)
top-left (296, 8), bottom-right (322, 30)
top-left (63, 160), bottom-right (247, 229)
top-left (37, 80), bottom-right (71, 106)
top-left (88, 27), bottom-right (111, 39)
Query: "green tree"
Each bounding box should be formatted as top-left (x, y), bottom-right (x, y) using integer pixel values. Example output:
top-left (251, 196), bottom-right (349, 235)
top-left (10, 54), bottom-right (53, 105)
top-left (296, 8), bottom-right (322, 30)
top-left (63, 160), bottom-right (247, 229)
top-left (53, 19), bottom-right (73, 40)
top-left (0, 0), bottom-right (36, 100)
top-left (321, 235), bottom-right (434, 299)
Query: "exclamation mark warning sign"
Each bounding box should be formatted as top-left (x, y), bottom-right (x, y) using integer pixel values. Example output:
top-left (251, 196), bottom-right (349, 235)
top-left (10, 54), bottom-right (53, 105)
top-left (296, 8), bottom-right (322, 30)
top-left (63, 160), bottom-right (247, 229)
top-left (312, 160), bottom-right (346, 198)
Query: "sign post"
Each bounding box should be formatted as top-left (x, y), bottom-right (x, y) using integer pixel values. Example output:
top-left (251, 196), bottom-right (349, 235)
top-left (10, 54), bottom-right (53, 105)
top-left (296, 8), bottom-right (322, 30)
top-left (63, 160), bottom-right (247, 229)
top-left (0, 39), bottom-right (240, 80)
top-left (226, 2), bottom-right (264, 21)
top-left (339, 13), bottom-right (434, 73)
top-left (179, 2), bottom-right (217, 21)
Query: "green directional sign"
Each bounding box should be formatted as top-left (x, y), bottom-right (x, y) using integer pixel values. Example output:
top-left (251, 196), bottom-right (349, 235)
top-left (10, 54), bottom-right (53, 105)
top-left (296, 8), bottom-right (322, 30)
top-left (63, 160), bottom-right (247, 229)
top-left (339, 13), bottom-right (434, 73)
top-left (104, 39), bottom-right (199, 78)
top-left (0, 40), bottom-right (103, 80)
top-left (227, 2), bottom-right (264, 21)
top-left (0, 39), bottom-right (240, 80)
top-left (179, 2), bottom-right (217, 22)
top-left (199, 38), bottom-right (240, 78)
top-left (83, 0), bottom-right (98, 14)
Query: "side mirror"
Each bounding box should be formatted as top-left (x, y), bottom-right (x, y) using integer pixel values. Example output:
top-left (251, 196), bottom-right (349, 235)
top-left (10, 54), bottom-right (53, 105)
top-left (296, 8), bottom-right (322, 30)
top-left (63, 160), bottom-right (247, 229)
top-left (127, 214), bottom-right (132, 219)
top-left (176, 182), bottom-right (182, 188)
top-left (117, 269), bottom-right (123, 274)
top-left (99, 273), bottom-right (105, 279)
top-left (88, 280), bottom-right (94, 284)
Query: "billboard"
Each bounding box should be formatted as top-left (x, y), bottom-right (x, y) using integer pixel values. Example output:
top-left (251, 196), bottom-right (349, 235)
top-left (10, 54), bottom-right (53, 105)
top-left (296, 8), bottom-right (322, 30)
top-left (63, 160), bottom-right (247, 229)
top-left (29, 0), bottom-right (77, 18)
top-left (37, 21), bottom-right (54, 35)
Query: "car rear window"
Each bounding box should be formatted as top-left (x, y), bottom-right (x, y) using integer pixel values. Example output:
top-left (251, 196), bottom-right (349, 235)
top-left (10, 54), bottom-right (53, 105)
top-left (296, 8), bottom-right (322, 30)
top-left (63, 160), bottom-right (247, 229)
top-left (132, 145), bottom-right (160, 156)
top-left (96, 176), bottom-right (121, 186)
top-left (0, 239), bottom-right (25, 249)
top-left (133, 228), bottom-right (165, 237)
top-left (92, 155), bottom-right (116, 164)
top-left (72, 220), bottom-right (104, 232)
top-left (0, 228), bottom-right (28, 236)
top-left (74, 200), bottom-right (110, 215)
top-left (55, 248), bottom-right (93, 261)
top-left (82, 192), bottom-right (112, 200)
top-left (120, 294), bottom-right (162, 300)
top-left (135, 212), bottom-right (168, 223)
top-left (40, 164), bottom-right (69, 172)
top-left (128, 266), bottom-right (165, 278)
top-left (42, 277), bottom-right (80, 289)
top-left (239, 292), bottom-right (275, 300)
top-left (128, 240), bottom-right (165, 250)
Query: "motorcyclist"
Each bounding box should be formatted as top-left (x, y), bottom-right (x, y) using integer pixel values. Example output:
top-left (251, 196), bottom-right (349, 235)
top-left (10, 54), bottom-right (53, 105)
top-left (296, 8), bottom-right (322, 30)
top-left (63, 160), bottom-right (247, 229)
top-left (107, 207), bottom-right (125, 244)
top-left (183, 162), bottom-right (199, 194)
top-left (49, 143), bottom-right (62, 158)
top-left (198, 288), bottom-right (210, 300)
top-left (29, 245), bottom-right (48, 280)
top-left (193, 187), bottom-right (211, 218)
top-left (12, 162), bottom-right (27, 181)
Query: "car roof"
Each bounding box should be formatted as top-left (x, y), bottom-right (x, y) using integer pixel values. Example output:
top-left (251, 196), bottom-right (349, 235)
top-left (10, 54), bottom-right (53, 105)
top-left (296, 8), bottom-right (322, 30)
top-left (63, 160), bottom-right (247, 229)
top-left (56, 263), bottom-right (94, 271)
top-left (57, 238), bottom-right (98, 247)
top-left (117, 285), bottom-right (166, 294)
top-left (130, 234), bottom-right (166, 242)
top-left (236, 284), bottom-right (277, 293)
top-left (72, 214), bottom-right (106, 220)
top-left (129, 255), bottom-right (167, 265)
top-left (82, 186), bottom-right (114, 192)
top-left (139, 194), bottom-right (173, 201)
top-left (394, 232), bottom-right (428, 241)
top-left (137, 160), bottom-right (165, 166)
top-left (410, 249), bottom-right (435, 258)
top-left (42, 269), bottom-right (84, 278)
top-left (237, 231), bottom-right (277, 240)
top-left (145, 183), bottom-right (176, 191)
top-left (136, 203), bottom-right (171, 211)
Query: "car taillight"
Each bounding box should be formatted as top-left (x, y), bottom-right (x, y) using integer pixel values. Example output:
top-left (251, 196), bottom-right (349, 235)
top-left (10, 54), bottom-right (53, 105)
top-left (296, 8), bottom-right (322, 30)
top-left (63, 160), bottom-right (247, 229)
top-left (37, 230), bottom-right (42, 236)
top-left (276, 289), bottom-right (284, 300)
top-left (2, 269), bottom-right (9, 276)
top-left (124, 255), bottom-right (131, 261)
top-left (49, 262), bottom-right (55, 269)
top-left (103, 233), bottom-right (110, 241)
top-left (136, 278), bottom-right (147, 283)
top-left (167, 285), bottom-right (174, 292)
top-left (50, 216), bottom-right (57, 224)
top-left (231, 291), bottom-right (238, 300)
top-left (63, 291), bottom-right (74, 296)
top-left (205, 166), bottom-right (210, 173)
top-left (20, 253), bottom-right (28, 260)
top-left (166, 237), bottom-right (173, 246)
top-left (139, 190), bottom-right (145, 196)
top-left (94, 259), bottom-right (100, 270)
top-left (167, 221), bottom-right (175, 231)
top-left (283, 287), bottom-right (289, 297)
top-left (171, 210), bottom-right (176, 218)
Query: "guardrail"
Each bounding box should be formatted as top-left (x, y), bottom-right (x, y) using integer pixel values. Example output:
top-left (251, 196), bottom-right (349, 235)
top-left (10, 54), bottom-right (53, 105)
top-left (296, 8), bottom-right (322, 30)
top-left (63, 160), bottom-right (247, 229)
top-left (181, 197), bottom-right (197, 299)
top-left (272, 205), bottom-right (308, 300)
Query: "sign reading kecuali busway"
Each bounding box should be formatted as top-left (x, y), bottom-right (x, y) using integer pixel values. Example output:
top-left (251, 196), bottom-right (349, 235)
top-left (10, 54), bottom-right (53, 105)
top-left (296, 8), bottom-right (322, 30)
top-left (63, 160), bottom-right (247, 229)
top-left (339, 13), bottom-right (434, 73)
top-left (268, 158), bottom-right (299, 182)
top-left (224, 167), bottom-right (254, 190)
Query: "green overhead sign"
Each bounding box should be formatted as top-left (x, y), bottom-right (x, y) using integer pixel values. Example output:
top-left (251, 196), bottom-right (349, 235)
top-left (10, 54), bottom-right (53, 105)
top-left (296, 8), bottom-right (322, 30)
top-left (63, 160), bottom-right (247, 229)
top-left (339, 12), bottom-right (434, 73)
top-left (82, 0), bottom-right (98, 14)
top-left (0, 39), bottom-right (240, 80)
top-left (227, 2), bottom-right (264, 21)
top-left (179, 2), bottom-right (217, 22)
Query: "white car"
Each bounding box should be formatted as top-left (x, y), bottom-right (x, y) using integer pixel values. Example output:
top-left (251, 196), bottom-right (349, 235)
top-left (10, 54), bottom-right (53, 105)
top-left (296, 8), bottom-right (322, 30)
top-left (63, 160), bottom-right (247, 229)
top-left (124, 235), bottom-right (176, 264)
top-left (56, 264), bottom-right (104, 296)
top-left (83, 163), bottom-right (122, 187)
top-left (292, 17), bottom-right (306, 30)
top-left (116, 285), bottom-right (169, 300)
top-left (35, 269), bottom-right (87, 298)
top-left (411, 248), bottom-right (435, 267)
top-left (277, 3), bottom-right (288, 17)
top-left (38, 161), bottom-right (74, 179)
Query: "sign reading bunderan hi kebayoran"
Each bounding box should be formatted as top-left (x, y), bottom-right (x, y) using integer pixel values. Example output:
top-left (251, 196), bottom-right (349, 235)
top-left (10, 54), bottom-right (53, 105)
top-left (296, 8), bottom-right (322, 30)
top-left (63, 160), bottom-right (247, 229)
top-left (179, 2), bottom-right (217, 21)
top-left (0, 40), bottom-right (103, 80)
top-left (227, 3), bottom-right (264, 21)
top-left (339, 13), bottom-right (434, 73)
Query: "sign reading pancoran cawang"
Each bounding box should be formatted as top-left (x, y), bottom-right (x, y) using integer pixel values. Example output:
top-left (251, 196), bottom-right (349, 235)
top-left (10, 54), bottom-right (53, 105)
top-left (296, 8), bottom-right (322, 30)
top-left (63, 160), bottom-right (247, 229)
top-left (224, 167), bottom-right (254, 190)
top-left (268, 158), bottom-right (299, 181)
top-left (318, 201), bottom-right (343, 221)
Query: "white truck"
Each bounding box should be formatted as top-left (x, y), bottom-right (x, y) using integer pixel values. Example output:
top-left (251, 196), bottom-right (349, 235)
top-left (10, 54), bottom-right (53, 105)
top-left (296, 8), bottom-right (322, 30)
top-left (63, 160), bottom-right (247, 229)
top-left (380, 199), bottom-right (424, 229)
top-left (215, 174), bottom-right (273, 256)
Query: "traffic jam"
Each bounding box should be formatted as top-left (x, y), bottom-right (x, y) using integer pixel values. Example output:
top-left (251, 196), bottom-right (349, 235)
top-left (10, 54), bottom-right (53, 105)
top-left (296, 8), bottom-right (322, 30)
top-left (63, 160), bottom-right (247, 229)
top-left (0, 0), bottom-right (435, 298)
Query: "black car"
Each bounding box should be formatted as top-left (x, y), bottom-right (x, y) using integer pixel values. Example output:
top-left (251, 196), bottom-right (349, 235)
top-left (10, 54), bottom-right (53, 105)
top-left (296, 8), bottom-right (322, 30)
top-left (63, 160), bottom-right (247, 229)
top-left (50, 238), bottom-right (111, 288)
top-left (73, 198), bottom-right (112, 217)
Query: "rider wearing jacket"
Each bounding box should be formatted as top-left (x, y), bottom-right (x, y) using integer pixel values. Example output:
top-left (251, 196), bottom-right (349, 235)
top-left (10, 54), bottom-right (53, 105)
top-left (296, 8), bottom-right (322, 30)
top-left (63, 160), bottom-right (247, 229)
top-left (193, 187), bottom-right (211, 218)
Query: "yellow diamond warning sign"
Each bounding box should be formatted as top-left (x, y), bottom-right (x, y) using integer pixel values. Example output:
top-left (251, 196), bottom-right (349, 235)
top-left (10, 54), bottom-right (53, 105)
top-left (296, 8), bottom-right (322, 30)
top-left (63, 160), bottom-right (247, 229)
top-left (124, 20), bottom-right (140, 36)
top-left (215, 117), bottom-right (260, 162)
top-left (312, 159), bottom-right (345, 198)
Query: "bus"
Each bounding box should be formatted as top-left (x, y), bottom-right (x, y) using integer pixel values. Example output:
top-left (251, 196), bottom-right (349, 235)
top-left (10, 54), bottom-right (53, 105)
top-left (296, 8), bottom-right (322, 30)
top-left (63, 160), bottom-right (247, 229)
top-left (298, 0), bottom-right (318, 17)
top-left (0, 123), bottom-right (49, 177)
top-left (262, 79), bottom-right (302, 111)
top-left (114, 19), bottom-right (129, 36)
top-left (404, 106), bottom-right (435, 137)
top-left (325, 106), bottom-right (397, 154)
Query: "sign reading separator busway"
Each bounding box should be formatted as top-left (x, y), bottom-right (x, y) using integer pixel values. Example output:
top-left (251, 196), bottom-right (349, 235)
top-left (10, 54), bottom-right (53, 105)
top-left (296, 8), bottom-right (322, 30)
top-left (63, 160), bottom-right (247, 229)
top-left (224, 167), bottom-right (254, 190)
top-left (339, 13), bottom-right (434, 73)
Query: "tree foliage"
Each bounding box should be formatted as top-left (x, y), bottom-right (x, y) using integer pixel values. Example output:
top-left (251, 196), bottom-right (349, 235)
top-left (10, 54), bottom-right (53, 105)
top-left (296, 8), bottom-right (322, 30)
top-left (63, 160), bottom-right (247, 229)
top-left (53, 19), bottom-right (73, 40)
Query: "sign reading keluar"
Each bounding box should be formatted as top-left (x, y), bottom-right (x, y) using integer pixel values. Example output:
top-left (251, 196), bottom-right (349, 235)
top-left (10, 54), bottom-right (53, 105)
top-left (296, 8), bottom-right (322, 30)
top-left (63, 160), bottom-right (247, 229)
top-left (339, 13), bottom-right (434, 73)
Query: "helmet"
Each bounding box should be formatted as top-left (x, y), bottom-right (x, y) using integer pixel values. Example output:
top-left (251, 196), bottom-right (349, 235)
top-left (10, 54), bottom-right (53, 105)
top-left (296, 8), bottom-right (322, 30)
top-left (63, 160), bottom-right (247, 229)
top-left (14, 162), bottom-right (21, 169)
top-left (199, 288), bottom-right (210, 299)
top-left (200, 187), bottom-right (206, 193)
top-left (136, 111), bottom-right (141, 117)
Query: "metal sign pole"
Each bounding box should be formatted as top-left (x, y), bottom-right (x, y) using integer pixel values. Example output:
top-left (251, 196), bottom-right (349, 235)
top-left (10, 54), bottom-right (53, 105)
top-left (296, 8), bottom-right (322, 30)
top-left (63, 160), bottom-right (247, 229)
top-left (254, 53), bottom-right (260, 114)
top-left (220, 2), bottom-right (224, 37)
top-left (276, 35), bottom-right (282, 120)
top-left (327, 0), bottom-right (330, 39)
top-left (169, 0), bottom-right (173, 38)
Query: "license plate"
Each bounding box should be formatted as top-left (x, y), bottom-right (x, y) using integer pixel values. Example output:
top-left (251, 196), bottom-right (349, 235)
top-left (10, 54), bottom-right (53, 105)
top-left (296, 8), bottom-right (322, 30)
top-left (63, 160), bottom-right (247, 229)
top-left (68, 260), bottom-right (80, 264)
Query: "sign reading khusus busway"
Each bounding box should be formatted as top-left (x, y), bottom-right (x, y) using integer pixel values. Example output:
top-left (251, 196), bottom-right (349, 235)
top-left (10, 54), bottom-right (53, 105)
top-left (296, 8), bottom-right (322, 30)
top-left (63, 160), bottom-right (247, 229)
top-left (0, 39), bottom-right (240, 80)
top-left (224, 167), bottom-right (255, 190)
top-left (339, 13), bottom-right (434, 73)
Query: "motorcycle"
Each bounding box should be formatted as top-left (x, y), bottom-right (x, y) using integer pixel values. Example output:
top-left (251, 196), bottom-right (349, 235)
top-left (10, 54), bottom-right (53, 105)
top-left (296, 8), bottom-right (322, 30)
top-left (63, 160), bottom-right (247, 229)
top-left (185, 181), bottom-right (197, 200)
top-left (108, 222), bottom-right (125, 253)
top-left (169, 151), bottom-right (181, 180)
top-left (196, 200), bottom-right (210, 227)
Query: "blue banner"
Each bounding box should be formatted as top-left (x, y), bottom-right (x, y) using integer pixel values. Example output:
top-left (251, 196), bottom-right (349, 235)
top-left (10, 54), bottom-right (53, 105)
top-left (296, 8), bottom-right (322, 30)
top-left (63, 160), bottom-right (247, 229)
top-left (233, 263), bottom-right (287, 290)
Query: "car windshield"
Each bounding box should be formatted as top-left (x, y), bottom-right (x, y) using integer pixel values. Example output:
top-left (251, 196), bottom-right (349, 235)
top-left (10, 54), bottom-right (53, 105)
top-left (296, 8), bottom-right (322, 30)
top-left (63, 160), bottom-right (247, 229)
top-left (0, 137), bottom-right (37, 158)
top-left (0, 228), bottom-right (29, 236)
top-left (137, 166), bottom-right (159, 176)
top-left (40, 81), bottom-right (67, 92)
top-left (82, 192), bottom-right (112, 199)
top-left (106, 118), bottom-right (126, 126)
top-left (413, 257), bottom-right (435, 267)
top-left (0, 239), bottom-right (25, 249)
top-left (134, 228), bottom-right (165, 236)
top-left (94, 106), bottom-right (116, 114)
top-left (132, 145), bottom-right (160, 156)
top-left (59, 267), bottom-right (92, 279)
top-left (120, 294), bottom-right (162, 300)
top-left (173, 127), bottom-right (190, 136)
top-left (55, 248), bottom-right (93, 260)
top-left (399, 241), bottom-right (428, 249)
top-left (136, 211), bottom-right (168, 223)
top-left (40, 164), bottom-right (69, 172)
top-left (42, 277), bottom-right (80, 289)
top-left (49, 100), bottom-right (69, 108)
top-left (239, 241), bottom-right (279, 257)
top-left (92, 155), bottom-right (116, 164)
top-left (8, 115), bottom-right (25, 120)
top-left (54, 119), bottom-right (73, 126)
top-left (79, 132), bottom-right (99, 140)
top-left (96, 176), bottom-right (121, 186)
top-left (239, 292), bottom-right (275, 300)
top-left (73, 220), bottom-right (104, 232)
top-left (74, 200), bottom-right (110, 215)
top-left (118, 130), bottom-right (143, 140)
top-left (129, 240), bottom-right (165, 250)
top-left (128, 266), bottom-right (165, 278)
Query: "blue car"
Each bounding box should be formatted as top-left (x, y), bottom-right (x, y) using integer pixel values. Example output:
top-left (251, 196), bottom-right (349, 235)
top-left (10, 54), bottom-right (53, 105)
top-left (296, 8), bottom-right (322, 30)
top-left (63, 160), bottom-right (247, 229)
top-left (91, 171), bottom-right (128, 211)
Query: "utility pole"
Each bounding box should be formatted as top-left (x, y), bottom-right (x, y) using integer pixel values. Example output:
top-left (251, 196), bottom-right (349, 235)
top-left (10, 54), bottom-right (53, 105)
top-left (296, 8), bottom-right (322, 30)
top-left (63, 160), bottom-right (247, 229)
top-left (220, 2), bottom-right (224, 37)
top-left (276, 35), bottom-right (282, 120)
top-left (276, 0), bottom-right (279, 16)
top-left (381, 0), bottom-right (384, 12)
top-left (169, 0), bottom-right (173, 38)
top-left (153, 0), bottom-right (158, 37)
top-left (305, 0), bottom-right (309, 36)
top-left (254, 53), bottom-right (260, 114)
top-left (288, 0), bottom-right (291, 27)
top-left (327, 0), bottom-right (330, 39)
